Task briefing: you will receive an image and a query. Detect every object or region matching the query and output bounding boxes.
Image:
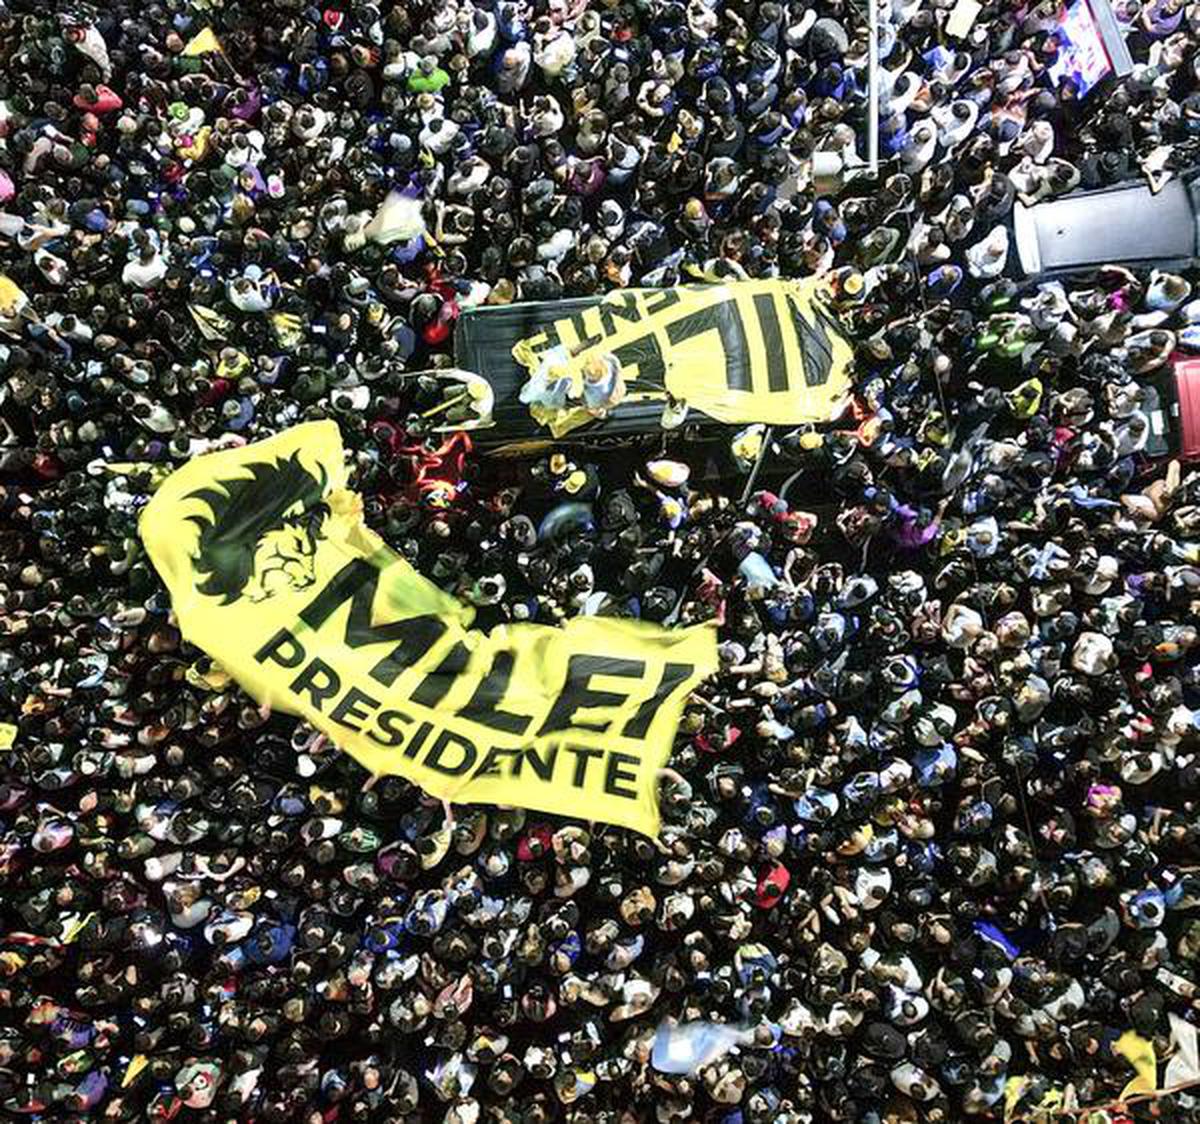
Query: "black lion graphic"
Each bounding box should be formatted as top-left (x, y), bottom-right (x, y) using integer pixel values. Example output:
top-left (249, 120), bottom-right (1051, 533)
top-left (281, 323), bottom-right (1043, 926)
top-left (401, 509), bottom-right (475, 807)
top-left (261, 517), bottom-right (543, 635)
top-left (187, 451), bottom-right (330, 604)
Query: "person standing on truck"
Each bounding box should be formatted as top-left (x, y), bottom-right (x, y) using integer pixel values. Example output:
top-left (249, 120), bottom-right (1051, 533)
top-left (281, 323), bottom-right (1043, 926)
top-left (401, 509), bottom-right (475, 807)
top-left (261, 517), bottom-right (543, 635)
top-left (580, 352), bottom-right (626, 418)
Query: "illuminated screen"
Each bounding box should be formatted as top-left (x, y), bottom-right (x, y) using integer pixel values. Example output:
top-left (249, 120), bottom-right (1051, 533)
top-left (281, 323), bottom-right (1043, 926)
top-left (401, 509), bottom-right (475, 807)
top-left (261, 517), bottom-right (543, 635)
top-left (1048, 0), bottom-right (1114, 96)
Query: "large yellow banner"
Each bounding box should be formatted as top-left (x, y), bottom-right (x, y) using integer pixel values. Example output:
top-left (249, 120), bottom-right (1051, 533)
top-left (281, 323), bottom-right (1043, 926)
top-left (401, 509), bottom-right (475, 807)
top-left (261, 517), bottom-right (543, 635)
top-left (139, 422), bottom-right (716, 836)
top-left (512, 279), bottom-right (854, 436)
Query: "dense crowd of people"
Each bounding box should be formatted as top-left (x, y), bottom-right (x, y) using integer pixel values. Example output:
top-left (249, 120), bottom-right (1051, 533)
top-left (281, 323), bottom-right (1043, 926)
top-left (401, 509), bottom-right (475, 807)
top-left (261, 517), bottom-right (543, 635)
top-left (4, 0), bottom-right (1200, 1120)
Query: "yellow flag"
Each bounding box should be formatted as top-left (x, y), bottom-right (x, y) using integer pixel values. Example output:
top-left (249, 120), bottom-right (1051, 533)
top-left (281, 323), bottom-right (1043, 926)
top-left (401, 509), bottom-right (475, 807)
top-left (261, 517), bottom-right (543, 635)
top-left (0, 273), bottom-right (29, 319)
top-left (512, 279), bottom-right (853, 437)
top-left (1032, 1087), bottom-right (1063, 1118)
top-left (1115, 1030), bottom-right (1158, 1098)
top-left (139, 422), bottom-right (717, 836)
top-left (60, 913), bottom-right (96, 945)
top-left (1003, 1075), bottom-right (1028, 1120)
top-left (122, 1055), bottom-right (150, 1088)
top-left (183, 27), bottom-right (223, 56)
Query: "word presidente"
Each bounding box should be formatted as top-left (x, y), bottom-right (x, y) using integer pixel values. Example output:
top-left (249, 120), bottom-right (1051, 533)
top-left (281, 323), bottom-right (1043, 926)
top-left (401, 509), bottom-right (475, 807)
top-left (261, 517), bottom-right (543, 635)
top-left (252, 558), bottom-right (699, 798)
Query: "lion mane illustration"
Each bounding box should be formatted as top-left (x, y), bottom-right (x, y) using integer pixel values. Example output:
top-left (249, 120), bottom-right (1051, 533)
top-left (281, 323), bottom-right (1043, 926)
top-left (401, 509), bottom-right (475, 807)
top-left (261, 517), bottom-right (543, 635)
top-left (187, 451), bottom-right (330, 604)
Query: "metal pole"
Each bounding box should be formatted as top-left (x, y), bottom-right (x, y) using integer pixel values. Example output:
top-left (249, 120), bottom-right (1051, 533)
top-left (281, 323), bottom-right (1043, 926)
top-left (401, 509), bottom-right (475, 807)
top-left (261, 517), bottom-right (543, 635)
top-left (868, 0), bottom-right (879, 177)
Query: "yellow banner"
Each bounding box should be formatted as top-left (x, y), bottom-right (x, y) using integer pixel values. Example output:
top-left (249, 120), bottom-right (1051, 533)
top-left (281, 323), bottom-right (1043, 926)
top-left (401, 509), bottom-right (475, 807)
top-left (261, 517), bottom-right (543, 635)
top-left (1116, 1030), bottom-right (1158, 1098)
top-left (512, 279), bottom-right (854, 436)
top-left (138, 422), bottom-right (716, 836)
